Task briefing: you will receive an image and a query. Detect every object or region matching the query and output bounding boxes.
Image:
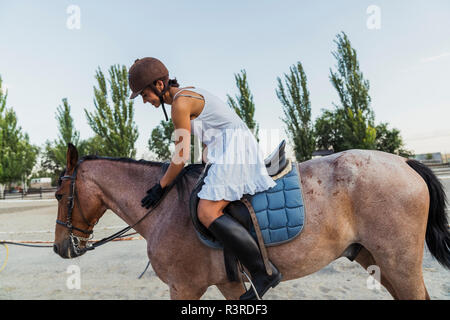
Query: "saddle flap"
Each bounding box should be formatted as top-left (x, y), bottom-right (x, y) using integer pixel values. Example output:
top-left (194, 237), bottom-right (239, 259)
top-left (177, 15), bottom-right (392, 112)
top-left (190, 160), bottom-right (305, 248)
top-left (189, 163), bottom-right (217, 242)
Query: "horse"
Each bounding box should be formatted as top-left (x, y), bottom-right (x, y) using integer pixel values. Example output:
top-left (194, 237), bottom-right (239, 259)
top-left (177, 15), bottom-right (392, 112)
top-left (53, 143), bottom-right (450, 299)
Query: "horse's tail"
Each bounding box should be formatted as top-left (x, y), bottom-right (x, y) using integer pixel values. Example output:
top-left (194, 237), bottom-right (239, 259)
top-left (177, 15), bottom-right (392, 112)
top-left (406, 159), bottom-right (450, 269)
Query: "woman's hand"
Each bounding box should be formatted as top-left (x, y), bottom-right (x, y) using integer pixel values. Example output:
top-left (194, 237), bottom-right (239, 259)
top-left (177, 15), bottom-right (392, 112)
top-left (141, 182), bottom-right (165, 209)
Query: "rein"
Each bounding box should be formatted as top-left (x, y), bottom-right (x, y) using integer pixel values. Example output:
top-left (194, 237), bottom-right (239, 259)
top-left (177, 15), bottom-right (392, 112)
top-left (56, 159), bottom-right (171, 255)
top-left (83, 199), bottom-right (164, 253)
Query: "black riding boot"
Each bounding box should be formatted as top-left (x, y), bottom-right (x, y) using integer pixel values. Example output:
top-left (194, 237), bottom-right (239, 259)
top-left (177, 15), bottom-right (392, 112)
top-left (208, 214), bottom-right (282, 300)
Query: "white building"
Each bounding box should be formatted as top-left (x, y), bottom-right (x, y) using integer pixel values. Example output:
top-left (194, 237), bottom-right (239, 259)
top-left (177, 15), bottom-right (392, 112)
top-left (30, 177), bottom-right (52, 188)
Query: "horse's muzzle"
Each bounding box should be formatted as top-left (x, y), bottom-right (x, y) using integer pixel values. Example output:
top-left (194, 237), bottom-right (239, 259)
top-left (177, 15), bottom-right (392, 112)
top-left (53, 237), bottom-right (86, 259)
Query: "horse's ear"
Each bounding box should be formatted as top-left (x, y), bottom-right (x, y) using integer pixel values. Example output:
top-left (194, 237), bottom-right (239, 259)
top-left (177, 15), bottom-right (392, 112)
top-left (66, 143), bottom-right (79, 172)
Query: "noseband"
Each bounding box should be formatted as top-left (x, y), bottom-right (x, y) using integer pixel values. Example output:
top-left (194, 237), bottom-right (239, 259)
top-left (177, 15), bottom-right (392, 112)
top-left (56, 160), bottom-right (96, 247)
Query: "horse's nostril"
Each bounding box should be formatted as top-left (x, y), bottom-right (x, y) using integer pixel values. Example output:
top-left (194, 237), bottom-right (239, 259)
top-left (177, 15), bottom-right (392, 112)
top-left (53, 244), bottom-right (59, 254)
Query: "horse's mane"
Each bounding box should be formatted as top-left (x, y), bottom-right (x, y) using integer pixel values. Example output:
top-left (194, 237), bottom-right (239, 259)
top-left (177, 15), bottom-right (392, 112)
top-left (60, 155), bottom-right (205, 201)
top-left (80, 155), bottom-right (165, 167)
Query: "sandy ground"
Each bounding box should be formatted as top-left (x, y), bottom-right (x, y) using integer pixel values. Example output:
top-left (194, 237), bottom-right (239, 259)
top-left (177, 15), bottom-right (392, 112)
top-left (0, 184), bottom-right (449, 300)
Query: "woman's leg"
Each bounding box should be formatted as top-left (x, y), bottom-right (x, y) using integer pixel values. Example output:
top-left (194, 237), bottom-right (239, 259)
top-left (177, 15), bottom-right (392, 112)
top-left (197, 198), bottom-right (282, 300)
top-left (197, 199), bottom-right (230, 228)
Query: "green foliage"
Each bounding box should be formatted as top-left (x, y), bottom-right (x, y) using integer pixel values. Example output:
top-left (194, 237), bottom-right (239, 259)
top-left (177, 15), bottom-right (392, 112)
top-left (41, 99), bottom-right (80, 182)
top-left (227, 70), bottom-right (259, 140)
top-left (85, 65), bottom-right (138, 158)
top-left (0, 76), bottom-right (5, 178)
top-left (314, 108), bottom-right (344, 152)
top-left (39, 140), bottom-right (63, 184)
top-left (314, 32), bottom-right (411, 156)
top-left (51, 98), bottom-right (81, 169)
top-left (148, 119), bottom-right (201, 163)
top-left (148, 120), bottom-right (174, 161)
top-left (276, 62), bottom-right (315, 162)
top-left (0, 76), bottom-right (38, 186)
top-left (375, 123), bottom-right (413, 157)
top-left (40, 98), bottom-right (106, 184)
top-left (324, 32), bottom-right (376, 152)
top-left (81, 135), bottom-right (106, 156)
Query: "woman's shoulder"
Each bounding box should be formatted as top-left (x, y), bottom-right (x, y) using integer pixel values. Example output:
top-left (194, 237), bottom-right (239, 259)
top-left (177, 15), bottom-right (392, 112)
top-left (173, 86), bottom-right (206, 100)
top-left (172, 87), bottom-right (207, 121)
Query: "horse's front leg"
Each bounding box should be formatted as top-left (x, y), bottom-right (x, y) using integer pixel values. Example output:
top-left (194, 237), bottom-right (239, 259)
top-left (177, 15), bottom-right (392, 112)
top-left (216, 282), bottom-right (246, 300)
top-left (169, 283), bottom-right (208, 300)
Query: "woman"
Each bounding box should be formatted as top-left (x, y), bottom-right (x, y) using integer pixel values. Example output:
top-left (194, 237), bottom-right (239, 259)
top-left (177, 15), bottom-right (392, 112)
top-left (128, 57), bottom-right (282, 300)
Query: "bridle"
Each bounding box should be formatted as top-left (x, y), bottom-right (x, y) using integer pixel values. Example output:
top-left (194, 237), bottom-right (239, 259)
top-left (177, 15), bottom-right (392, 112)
top-left (55, 159), bottom-right (170, 256)
top-left (56, 160), bottom-right (97, 254)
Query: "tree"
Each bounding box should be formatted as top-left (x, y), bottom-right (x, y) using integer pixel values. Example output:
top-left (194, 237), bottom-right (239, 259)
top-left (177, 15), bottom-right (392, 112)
top-left (85, 65), bottom-right (138, 158)
top-left (0, 75), bottom-right (6, 180)
top-left (314, 108), bottom-right (343, 152)
top-left (375, 122), bottom-right (413, 157)
top-left (0, 76), bottom-right (38, 190)
top-left (81, 135), bottom-right (106, 156)
top-left (325, 32), bottom-right (377, 152)
top-left (40, 98), bottom-right (95, 184)
top-left (49, 98), bottom-right (81, 168)
top-left (276, 62), bottom-right (316, 162)
top-left (227, 70), bottom-right (260, 140)
top-left (148, 119), bottom-right (201, 163)
top-left (18, 133), bottom-right (38, 185)
top-left (39, 140), bottom-right (62, 184)
top-left (148, 120), bottom-right (174, 161)
top-left (57, 99), bottom-right (80, 149)
top-left (315, 32), bottom-right (410, 156)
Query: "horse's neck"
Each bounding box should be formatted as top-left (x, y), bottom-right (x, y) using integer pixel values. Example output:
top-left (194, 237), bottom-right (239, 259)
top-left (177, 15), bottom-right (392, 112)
top-left (89, 160), bottom-right (166, 238)
top-left (86, 160), bottom-right (193, 240)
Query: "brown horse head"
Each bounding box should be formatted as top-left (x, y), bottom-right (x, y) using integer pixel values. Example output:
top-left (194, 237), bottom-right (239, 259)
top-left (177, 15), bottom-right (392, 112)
top-left (53, 143), bottom-right (107, 259)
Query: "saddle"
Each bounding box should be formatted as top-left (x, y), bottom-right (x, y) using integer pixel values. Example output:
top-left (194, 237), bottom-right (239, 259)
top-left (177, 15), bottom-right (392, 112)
top-left (189, 140), bottom-right (306, 281)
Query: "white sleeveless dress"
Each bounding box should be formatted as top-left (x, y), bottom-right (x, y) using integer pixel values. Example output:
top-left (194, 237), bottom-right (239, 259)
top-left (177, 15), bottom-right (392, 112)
top-left (173, 87), bottom-right (276, 201)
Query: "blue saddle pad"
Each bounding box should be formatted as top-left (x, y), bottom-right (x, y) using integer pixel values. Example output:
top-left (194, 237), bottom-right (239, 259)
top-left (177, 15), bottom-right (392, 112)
top-left (197, 162), bottom-right (305, 248)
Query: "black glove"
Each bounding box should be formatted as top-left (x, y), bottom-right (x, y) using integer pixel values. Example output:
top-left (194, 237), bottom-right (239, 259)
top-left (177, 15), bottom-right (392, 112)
top-left (141, 182), bottom-right (165, 209)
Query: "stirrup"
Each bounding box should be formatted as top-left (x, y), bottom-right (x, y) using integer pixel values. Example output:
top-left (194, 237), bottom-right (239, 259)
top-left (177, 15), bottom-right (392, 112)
top-left (238, 262), bottom-right (262, 300)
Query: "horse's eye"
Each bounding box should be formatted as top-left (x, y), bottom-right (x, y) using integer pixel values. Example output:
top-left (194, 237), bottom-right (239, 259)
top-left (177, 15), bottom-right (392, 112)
top-left (55, 194), bottom-right (63, 201)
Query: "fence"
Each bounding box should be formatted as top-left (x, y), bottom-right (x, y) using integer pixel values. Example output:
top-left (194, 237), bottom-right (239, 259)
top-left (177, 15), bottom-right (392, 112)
top-left (0, 187), bottom-right (57, 200)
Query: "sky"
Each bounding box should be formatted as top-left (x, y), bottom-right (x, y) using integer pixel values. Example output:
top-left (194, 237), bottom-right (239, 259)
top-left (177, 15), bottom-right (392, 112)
top-left (1, 0), bottom-right (450, 159)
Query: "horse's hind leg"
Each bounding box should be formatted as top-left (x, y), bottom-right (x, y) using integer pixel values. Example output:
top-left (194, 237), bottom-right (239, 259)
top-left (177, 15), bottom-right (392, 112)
top-left (362, 246), bottom-right (430, 300)
top-left (354, 247), bottom-right (398, 299)
top-left (372, 253), bottom-right (430, 300)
